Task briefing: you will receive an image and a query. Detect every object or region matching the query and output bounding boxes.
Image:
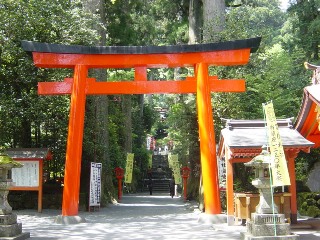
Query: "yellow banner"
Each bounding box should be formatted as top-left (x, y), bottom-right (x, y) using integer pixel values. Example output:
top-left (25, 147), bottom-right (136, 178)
top-left (124, 153), bottom-right (134, 183)
top-left (148, 154), bottom-right (153, 168)
top-left (168, 154), bottom-right (181, 184)
top-left (263, 102), bottom-right (291, 186)
top-left (168, 154), bottom-right (176, 169)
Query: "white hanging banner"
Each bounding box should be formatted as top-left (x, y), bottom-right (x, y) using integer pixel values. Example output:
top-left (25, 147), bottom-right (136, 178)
top-left (263, 102), bottom-right (291, 186)
top-left (89, 162), bottom-right (102, 207)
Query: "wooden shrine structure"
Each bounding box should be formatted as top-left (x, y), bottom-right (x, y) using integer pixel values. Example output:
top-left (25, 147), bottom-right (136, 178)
top-left (295, 62), bottom-right (320, 147)
top-left (217, 118), bottom-right (314, 224)
top-left (22, 37), bottom-right (261, 219)
top-left (6, 148), bottom-right (52, 212)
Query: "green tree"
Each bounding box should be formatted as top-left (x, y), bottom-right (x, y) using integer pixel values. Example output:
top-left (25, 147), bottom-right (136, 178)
top-left (0, 0), bottom-right (99, 178)
top-left (288, 0), bottom-right (320, 61)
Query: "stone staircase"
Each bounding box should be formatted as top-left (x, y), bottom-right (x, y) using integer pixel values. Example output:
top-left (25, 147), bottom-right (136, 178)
top-left (142, 155), bottom-right (172, 193)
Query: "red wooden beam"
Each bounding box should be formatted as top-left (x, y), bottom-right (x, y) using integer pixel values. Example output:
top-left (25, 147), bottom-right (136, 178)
top-left (32, 49), bottom-right (251, 68)
top-left (38, 78), bottom-right (245, 95)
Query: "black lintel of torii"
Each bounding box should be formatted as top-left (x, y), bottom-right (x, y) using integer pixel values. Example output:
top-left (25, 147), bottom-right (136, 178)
top-left (21, 37), bottom-right (261, 55)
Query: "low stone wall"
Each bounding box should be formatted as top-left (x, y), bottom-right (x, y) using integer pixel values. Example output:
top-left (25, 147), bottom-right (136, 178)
top-left (8, 191), bottom-right (88, 211)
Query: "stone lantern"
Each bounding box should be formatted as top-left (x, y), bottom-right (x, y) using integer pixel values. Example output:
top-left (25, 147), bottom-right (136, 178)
top-left (244, 148), bottom-right (278, 215)
top-left (0, 149), bottom-right (30, 239)
top-left (241, 147), bottom-right (298, 240)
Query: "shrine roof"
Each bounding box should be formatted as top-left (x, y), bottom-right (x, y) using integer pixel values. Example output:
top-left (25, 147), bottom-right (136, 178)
top-left (294, 84), bottom-right (320, 147)
top-left (21, 37), bottom-right (261, 55)
top-left (220, 118), bottom-right (314, 149)
top-left (5, 148), bottom-right (51, 161)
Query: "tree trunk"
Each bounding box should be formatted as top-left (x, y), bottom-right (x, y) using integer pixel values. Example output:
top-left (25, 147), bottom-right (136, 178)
top-left (202, 0), bottom-right (225, 42)
top-left (188, 0), bottom-right (203, 205)
top-left (20, 118), bottom-right (32, 147)
top-left (122, 95), bottom-right (133, 153)
top-left (188, 0), bottom-right (202, 44)
top-left (83, 0), bottom-right (112, 203)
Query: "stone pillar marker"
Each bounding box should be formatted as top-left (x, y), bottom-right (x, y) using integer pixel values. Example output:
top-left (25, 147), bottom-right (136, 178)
top-left (0, 148), bottom-right (30, 239)
top-left (241, 147), bottom-right (298, 240)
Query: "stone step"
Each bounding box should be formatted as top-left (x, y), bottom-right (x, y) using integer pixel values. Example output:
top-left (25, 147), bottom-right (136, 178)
top-left (142, 179), bottom-right (170, 192)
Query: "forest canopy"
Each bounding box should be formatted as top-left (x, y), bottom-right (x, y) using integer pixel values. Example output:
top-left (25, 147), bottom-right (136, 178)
top-left (0, 0), bottom-right (319, 202)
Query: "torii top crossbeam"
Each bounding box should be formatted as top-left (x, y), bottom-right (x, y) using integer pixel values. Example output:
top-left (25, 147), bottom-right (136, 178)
top-left (22, 38), bottom-right (260, 68)
top-left (22, 37), bottom-right (261, 220)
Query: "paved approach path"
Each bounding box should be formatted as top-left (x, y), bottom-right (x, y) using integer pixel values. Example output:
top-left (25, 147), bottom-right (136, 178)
top-left (16, 192), bottom-right (242, 240)
top-left (15, 192), bottom-right (320, 240)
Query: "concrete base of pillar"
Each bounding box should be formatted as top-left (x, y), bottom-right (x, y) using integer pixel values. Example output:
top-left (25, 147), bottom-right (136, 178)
top-left (0, 232), bottom-right (30, 240)
top-left (290, 214), bottom-right (297, 224)
top-left (55, 215), bottom-right (86, 224)
top-left (240, 232), bottom-right (298, 239)
top-left (227, 215), bottom-right (235, 226)
top-left (198, 213), bottom-right (227, 224)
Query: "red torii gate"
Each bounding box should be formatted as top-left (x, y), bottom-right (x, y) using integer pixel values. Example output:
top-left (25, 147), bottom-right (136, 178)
top-left (22, 38), bottom-right (260, 220)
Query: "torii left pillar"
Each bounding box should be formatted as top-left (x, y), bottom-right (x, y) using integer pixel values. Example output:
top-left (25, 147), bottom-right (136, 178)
top-left (57, 65), bottom-right (88, 223)
top-left (21, 37), bottom-right (260, 223)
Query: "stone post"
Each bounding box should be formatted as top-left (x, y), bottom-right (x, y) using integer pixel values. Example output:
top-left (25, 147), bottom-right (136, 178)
top-left (0, 151), bottom-right (30, 239)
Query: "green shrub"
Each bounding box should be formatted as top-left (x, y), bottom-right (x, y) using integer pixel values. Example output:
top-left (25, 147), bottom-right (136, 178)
top-left (306, 206), bottom-right (320, 218)
top-left (298, 192), bottom-right (320, 217)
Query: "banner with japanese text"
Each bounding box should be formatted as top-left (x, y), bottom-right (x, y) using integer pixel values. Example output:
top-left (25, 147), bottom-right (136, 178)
top-left (168, 153), bottom-right (175, 169)
top-left (124, 153), bottom-right (134, 183)
top-left (89, 162), bottom-right (102, 207)
top-left (168, 154), bottom-right (181, 184)
top-left (148, 153), bottom-right (153, 168)
top-left (263, 102), bottom-right (291, 186)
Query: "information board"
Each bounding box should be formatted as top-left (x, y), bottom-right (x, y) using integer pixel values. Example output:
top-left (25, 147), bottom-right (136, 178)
top-left (89, 162), bottom-right (102, 207)
top-left (11, 161), bottom-right (39, 187)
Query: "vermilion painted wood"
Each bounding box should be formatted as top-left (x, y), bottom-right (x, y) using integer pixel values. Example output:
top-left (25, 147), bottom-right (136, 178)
top-left (286, 150), bottom-right (299, 224)
top-left (299, 102), bottom-right (317, 136)
top-left (62, 65), bottom-right (88, 216)
top-left (32, 49), bottom-right (251, 68)
top-left (196, 63), bottom-right (221, 214)
top-left (134, 66), bottom-right (147, 81)
top-left (38, 78), bottom-right (245, 95)
top-left (287, 158), bottom-right (297, 223)
top-left (226, 156), bottom-right (234, 217)
top-left (298, 102), bottom-right (320, 147)
top-left (25, 40), bottom-right (260, 217)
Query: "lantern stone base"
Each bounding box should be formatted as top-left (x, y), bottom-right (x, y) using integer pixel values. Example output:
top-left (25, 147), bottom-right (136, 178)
top-left (0, 214), bottom-right (30, 239)
top-left (198, 213), bottom-right (227, 224)
top-left (55, 215), bottom-right (86, 224)
top-left (240, 213), bottom-right (298, 240)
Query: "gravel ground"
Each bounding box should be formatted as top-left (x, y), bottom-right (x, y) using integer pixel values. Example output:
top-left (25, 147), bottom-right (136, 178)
top-left (14, 192), bottom-right (320, 240)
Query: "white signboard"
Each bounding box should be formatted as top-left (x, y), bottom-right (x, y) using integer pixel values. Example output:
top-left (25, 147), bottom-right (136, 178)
top-left (11, 161), bottom-right (39, 187)
top-left (218, 157), bottom-right (226, 189)
top-left (89, 162), bottom-right (102, 207)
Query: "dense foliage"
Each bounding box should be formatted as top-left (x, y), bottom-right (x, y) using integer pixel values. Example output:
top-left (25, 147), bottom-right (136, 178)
top-left (0, 0), bottom-right (319, 204)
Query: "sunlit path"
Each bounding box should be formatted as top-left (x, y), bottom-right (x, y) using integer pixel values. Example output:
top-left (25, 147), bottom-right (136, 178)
top-left (16, 192), bottom-right (243, 240)
top-left (14, 192), bottom-right (320, 239)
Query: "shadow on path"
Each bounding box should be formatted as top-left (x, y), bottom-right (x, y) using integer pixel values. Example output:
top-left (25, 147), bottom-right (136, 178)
top-left (15, 192), bottom-right (243, 240)
top-left (14, 192), bottom-right (320, 239)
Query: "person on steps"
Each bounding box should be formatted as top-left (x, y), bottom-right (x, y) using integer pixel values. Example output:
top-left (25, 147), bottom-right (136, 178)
top-left (147, 178), bottom-right (153, 195)
top-left (169, 177), bottom-right (175, 198)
